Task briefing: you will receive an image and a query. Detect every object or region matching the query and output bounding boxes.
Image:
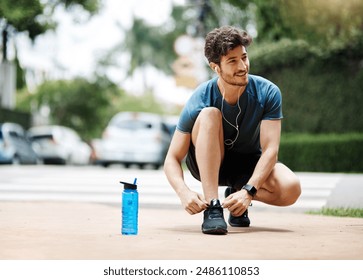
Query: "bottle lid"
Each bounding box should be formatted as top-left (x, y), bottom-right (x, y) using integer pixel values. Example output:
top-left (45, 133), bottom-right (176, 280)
top-left (120, 181), bottom-right (137, 190)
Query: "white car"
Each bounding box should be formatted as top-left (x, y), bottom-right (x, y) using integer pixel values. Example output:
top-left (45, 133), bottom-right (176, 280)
top-left (28, 125), bottom-right (91, 165)
top-left (93, 112), bottom-right (172, 169)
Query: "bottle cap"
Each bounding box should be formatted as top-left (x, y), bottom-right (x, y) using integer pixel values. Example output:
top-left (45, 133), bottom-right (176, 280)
top-left (120, 181), bottom-right (137, 190)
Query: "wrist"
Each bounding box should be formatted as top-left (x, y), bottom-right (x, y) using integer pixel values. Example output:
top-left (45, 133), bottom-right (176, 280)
top-left (242, 184), bottom-right (257, 197)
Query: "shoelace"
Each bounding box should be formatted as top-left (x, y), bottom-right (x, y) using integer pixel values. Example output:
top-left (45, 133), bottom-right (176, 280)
top-left (208, 206), bottom-right (223, 219)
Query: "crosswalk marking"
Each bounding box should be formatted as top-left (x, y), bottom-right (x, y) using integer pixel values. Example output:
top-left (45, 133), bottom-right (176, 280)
top-left (0, 166), bottom-right (341, 211)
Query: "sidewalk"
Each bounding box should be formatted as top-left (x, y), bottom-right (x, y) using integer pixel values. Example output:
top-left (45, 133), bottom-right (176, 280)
top-left (0, 201), bottom-right (362, 260)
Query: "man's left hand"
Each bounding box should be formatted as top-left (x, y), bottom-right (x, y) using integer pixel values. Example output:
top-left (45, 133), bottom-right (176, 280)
top-left (222, 189), bottom-right (252, 216)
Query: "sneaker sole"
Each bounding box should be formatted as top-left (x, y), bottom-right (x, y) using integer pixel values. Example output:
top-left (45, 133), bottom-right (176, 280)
top-left (202, 227), bottom-right (228, 235)
top-left (228, 215), bottom-right (250, 227)
top-left (228, 221), bottom-right (250, 227)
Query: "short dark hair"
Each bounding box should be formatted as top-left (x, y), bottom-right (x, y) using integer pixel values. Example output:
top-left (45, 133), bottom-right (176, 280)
top-left (204, 26), bottom-right (253, 64)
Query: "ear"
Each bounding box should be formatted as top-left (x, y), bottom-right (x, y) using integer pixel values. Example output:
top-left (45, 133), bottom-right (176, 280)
top-left (210, 62), bottom-right (219, 73)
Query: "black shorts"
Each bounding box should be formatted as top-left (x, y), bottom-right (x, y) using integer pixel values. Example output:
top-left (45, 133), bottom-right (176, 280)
top-left (186, 144), bottom-right (261, 190)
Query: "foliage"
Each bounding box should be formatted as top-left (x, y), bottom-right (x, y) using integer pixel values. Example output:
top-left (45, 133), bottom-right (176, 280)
top-left (278, 0), bottom-right (363, 48)
top-left (0, 0), bottom-right (100, 37)
top-left (104, 0), bottom-right (255, 80)
top-left (123, 18), bottom-right (178, 77)
top-left (17, 77), bottom-right (120, 141)
top-left (0, 0), bottom-right (48, 41)
top-left (0, 107), bottom-right (30, 129)
top-left (0, 0), bottom-right (100, 62)
top-left (252, 48), bottom-right (363, 134)
top-left (59, 0), bottom-right (100, 14)
top-left (113, 91), bottom-right (166, 116)
top-left (248, 39), bottom-right (313, 73)
top-left (250, 0), bottom-right (294, 41)
top-left (279, 133), bottom-right (363, 172)
top-left (111, 0), bottom-right (363, 93)
top-left (16, 76), bottom-right (169, 140)
top-left (194, 0), bottom-right (252, 37)
top-left (100, 5), bottom-right (190, 78)
top-left (5, 0), bottom-right (363, 143)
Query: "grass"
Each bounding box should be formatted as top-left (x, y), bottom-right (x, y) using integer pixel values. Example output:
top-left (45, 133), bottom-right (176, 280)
top-left (307, 208), bottom-right (363, 218)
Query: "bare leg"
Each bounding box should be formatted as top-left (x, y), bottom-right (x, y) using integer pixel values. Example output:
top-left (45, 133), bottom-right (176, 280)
top-left (191, 108), bottom-right (224, 202)
top-left (254, 162), bottom-right (301, 206)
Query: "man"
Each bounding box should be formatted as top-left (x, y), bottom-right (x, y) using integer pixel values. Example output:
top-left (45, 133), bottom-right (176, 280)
top-left (164, 26), bottom-right (301, 235)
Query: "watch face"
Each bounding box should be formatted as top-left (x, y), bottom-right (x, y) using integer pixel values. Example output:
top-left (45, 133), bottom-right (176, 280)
top-left (243, 184), bottom-right (257, 196)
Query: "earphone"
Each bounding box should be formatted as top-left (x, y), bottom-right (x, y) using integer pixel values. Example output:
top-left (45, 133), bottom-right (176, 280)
top-left (219, 81), bottom-right (242, 149)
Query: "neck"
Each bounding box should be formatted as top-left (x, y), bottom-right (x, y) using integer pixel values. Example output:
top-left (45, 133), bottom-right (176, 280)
top-left (217, 78), bottom-right (245, 105)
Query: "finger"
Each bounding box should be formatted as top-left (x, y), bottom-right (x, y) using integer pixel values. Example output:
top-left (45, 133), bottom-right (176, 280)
top-left (233, 207), bottom-right (246, 217)
top-left (190, 203), bottom-right (203, 214)
top-left (198, 201), bottom-right (208, 210)
top-left (227, 202), bottom-right (240, 213)
top-left (185, 207), bottom-right (194, 215)
top-left (187, 206), bottom-right (200, 215)
top-left (197, 194), bottom-right (208, 205)
top-left (222, 196), bottom-right (235, 208)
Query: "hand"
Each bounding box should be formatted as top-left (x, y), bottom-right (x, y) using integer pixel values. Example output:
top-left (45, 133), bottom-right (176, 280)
top-left (179, 189), bottom-right (208, 215)
top-left (222, 189), bottom-right (252, 217)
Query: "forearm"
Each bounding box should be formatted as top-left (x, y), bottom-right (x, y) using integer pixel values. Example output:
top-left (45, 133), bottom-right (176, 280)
top-left (247, 147), bottom-right (278, 190)
top-left (164, 155), bottom-right (190, 197)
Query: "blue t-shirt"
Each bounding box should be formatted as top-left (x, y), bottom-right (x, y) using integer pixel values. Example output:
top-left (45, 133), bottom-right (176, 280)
top-left (177, 74), bottom-right (283, 154)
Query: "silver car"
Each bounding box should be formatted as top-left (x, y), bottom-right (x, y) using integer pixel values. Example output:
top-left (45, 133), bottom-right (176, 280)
top-left (28, 125), bottom-right (91, 165)
top-left (0, 122), bottom-right (38, 164)
top-left (93, 112), bottom-right (172, 169)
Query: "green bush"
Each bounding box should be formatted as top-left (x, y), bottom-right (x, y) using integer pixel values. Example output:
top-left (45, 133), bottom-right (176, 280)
top-left (279, 133), bottom-right (363, 172)
top-left (249, 39), bottom-right (363, 134)
top-left (249, 39), bottom-right (312, 73)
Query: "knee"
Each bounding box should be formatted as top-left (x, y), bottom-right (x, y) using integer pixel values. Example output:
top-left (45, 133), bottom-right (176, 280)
top-left (198, 107), bottom-right (222, 127)
top-left (282, 176), bottom-right (301, 206)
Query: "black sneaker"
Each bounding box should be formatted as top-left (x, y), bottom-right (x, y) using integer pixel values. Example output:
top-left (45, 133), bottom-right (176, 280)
top-left (224, 187), bottom-right (250, 227)
top-left (202, 199), bottom-right (228, 235)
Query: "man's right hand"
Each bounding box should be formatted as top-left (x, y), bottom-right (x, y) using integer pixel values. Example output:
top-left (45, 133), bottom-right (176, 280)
top-left (179, 189), bottom-right (208, 215)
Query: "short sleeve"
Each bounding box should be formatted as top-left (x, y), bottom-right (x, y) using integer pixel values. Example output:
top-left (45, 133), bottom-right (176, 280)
top-left (262, 85), bottom-right (283, 120)
top-left (177, 105), bottom-right (194, 133)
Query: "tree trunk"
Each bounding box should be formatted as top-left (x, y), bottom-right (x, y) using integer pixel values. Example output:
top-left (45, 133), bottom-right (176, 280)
top-left (2, 27), bottom-right (8, 61)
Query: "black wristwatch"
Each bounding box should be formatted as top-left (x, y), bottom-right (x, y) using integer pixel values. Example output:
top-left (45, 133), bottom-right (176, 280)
top-left (242, 184), bottom-right (257, 197)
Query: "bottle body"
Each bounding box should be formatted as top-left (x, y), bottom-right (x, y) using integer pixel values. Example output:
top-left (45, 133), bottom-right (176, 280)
top-left (122, 188), bottom-right (138, 235)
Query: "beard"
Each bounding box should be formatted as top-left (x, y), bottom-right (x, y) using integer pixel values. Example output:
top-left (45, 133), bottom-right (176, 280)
top-left (220, 70), bottom-right (249, 87)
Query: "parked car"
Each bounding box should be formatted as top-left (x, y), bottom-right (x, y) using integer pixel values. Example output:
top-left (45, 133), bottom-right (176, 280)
top-left (28, 125), bottom-right (91, 165)
top-left (0, 122), bottom-right (38, 164)
top-left (93, 112), bottom-right (172, 169)
top-left (164, 115), bottom-right (179, 136)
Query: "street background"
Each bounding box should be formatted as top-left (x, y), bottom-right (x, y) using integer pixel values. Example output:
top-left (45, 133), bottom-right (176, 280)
top-left (1, 0), bottom-right (363, 269)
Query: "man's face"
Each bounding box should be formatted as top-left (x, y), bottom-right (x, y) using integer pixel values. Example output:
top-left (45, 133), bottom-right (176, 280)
top-left (219, 46), bottom-right (250, 87)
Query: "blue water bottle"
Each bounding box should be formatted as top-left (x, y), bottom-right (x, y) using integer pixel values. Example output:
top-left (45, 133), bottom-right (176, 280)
top-left (120, 179), bottom-right (138, 235)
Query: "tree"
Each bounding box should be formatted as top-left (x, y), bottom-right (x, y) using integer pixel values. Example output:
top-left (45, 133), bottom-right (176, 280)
top-left (278, 0), bottom-right (363, 54)
top-left (0, 0), bottom-right (100, 61)
top-left (99, 0), bottom-right (256, 90)
top-left (17, 75), bottom-right (172, 140)
top-left (18, 76), bottom-right (121, 140)
top-left (250, 0), bottom-right (363, 55)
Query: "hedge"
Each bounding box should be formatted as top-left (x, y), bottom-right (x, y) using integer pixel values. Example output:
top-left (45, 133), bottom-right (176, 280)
top-left (0, 107), bottom-right (31, 129)
top-left (249, 39), bottom-right (363, 134)
top-left (279, 133), bottom-right (363, 172)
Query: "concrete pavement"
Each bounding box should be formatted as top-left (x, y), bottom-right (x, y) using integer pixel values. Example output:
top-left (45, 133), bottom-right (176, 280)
top-left (0, 200), bottom-right (362, 260)
top-left (0, 168), bottom-right (362, 260)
